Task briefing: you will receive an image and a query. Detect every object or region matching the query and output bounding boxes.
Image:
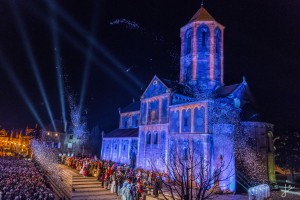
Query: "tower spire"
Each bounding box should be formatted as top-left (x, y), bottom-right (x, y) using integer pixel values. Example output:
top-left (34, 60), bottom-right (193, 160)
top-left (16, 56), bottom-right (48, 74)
top-left (201, 0), bottom-right (204, 7)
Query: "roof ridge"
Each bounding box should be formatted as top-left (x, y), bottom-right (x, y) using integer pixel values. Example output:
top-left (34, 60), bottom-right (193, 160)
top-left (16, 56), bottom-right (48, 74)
top-left (189, 7), bottom-right (215, 22)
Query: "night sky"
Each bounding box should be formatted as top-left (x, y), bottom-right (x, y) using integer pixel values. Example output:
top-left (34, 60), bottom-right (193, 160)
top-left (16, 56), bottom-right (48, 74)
top-left (0, 0), bottom-right (299, 134)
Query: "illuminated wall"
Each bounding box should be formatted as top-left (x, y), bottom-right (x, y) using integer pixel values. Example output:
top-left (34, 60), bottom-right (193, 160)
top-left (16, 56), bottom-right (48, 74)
top-left (101, 138), bottom-right (138, 165)
top-left (120, 111), bottom-right (140, 128)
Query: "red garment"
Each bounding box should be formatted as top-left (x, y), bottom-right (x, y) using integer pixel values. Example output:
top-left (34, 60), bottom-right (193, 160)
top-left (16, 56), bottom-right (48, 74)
top-left (138, 182), bottom-right (143, 194)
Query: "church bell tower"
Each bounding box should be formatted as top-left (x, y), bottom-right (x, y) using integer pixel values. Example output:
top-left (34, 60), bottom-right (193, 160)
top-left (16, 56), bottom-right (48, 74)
top-left (180, 6), bottom-right (225, 95)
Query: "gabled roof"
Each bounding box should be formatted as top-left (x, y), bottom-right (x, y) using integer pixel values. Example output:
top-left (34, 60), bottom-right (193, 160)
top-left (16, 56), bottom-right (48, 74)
top-left (104, 128), bottom-right (138, 138)
top-left (121, 101), bottom-right (140, 113)
top-left (189, 7), bottom-right (215, 22)
top-left (161, 78), bottom-right (194, 97)
top-left (215, 79), bottom-right (255, 107)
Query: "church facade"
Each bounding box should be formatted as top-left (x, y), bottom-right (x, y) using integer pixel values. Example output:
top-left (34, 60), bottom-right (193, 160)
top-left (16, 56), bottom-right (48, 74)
top-left (101, 7), bottom-right (276, 192)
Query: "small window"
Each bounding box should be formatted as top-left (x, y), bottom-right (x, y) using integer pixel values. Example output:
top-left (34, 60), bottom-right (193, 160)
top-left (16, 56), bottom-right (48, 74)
top-left (69, 134), bottom-right (73, 140)
top-left (184, 117), bottom-right (188, 127)
top-left (202, 31), bottom-right (206, 46)
top-left (146, 132), bottom-right (151, 145)
top-left (123, 145), bottom-right (126, 150)
top-left (124, 121), bottom-right (128, 128)
top-left (115, 144), bottom-right (117, 149)
top-left (154, 132), bottom-right (158, 144)
top-left (186, 30), bottom-right (192, 54)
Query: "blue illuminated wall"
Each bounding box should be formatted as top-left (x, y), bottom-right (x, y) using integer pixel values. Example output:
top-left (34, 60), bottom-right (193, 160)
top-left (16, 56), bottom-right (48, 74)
top-left (212, 124), bottom-right (236, 192)
top-left (120, 112), bottom-right (140, 128)
top-left (170, 110), bottom-right (179, 133)
top-left (141, 103), bottom-right (147, 125)
top-left (143, 76), bottom-right (168, 99)
top-left (194, 107), bottom-right (205, 133)
top-left (121, 116), bottom-right (130, 128)
top-left (182, 109), bottom-right (191, 132)
top-left (161, 98), bottom-right (168, 123)
top-left (102, 138), bottom-right (138, 165)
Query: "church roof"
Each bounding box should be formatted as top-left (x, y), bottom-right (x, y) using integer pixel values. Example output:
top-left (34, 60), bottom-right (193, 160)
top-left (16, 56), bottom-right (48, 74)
top-left (215, 79), bottom-right (255, 107)
top-left (121, 101), bottom-right (140, 113)
top-left (189, 7), bottom-right (216, 22)
top-left (161, 78), bottom-right (194, 97)
top-left (104, 128), bottom-right (138, 138)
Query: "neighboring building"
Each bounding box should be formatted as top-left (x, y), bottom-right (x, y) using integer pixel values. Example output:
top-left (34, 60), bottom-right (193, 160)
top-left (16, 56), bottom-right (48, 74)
top-left (101, 6), bottom-right (276, 192)
top-left (0, 128), bottom-right (34, 157)
top-left (41, 120), bottom-right (83, 156)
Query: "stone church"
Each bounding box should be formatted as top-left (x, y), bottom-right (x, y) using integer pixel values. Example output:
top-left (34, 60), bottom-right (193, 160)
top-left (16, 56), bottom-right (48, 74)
top-left (101, 6), bottom-right (276, 192)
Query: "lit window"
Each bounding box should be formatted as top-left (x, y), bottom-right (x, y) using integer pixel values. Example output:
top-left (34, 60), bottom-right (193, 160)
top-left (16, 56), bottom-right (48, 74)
top-left (151, 110), bottom-right (156, 123)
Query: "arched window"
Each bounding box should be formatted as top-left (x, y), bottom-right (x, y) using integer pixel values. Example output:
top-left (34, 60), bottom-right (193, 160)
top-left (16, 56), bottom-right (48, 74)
top-left (146, 132), bottom-right (151, 145)
top-left (215, 28), bottom-right (221, 53)
top-left (153, 132), bottom-right (158, 144)
top-left (214, 28), bottom-right (222, 82)
top-left (124, 120), bottom-right (128, 128)
top-left (185, 30), bottom-right (192, 55)
top-left (197, 25), bottom-right (210, 52)
top-left (202, 31), bottom-right (206, 46)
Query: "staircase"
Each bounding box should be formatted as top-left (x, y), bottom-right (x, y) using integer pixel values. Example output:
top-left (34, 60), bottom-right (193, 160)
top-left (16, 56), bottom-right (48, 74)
top-left (57, 165), bottom-right (117, 200)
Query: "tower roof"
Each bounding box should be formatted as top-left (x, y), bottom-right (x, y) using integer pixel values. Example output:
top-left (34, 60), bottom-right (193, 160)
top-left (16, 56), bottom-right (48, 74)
top-left (189, 7), bottom-right (215, 22)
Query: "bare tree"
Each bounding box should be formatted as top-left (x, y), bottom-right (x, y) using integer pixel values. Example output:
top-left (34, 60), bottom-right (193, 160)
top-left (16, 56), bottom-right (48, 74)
top-left (151, 143), bottom-right (233, 200)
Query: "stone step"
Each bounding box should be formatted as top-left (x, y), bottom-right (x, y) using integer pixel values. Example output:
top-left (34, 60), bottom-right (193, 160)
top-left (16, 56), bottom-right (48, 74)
top-left (72, 179), bottom-right (100, 183)
top-left (71, 191), bottom-right (103, 197)
top-left (71, 193), bottom-right (118, 200)
top-left (72, 176), bottom-right (98, 180)
top-left (73, 184), bottom-right (102, 189)
top-left (72, 182), bottom-right (102, 186)
top-left (72, 187), bottom-right (104, 192)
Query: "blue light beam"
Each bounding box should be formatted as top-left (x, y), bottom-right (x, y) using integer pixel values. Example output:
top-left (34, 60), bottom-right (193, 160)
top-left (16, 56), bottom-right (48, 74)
top-left (10, 1), bottom-right (57, 131)
top-left (0, 51), bottom-right (45, 129)
top-left (28, 3), bottom-right (138, 96)
top-left (78, 2), bottom-right (100, 114)
top-left (44, 0), bottom-right (145, 89)
top-left (49, 1), bottom-right (67, 132)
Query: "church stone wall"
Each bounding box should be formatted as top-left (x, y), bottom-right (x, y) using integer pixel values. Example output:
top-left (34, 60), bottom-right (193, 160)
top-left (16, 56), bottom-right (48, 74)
top-left (212, 124), bottom-right (236, 192)
top-left (136, 124), bottom-right (168, 170)
top-left (101, 138), bottom-right (138, 165)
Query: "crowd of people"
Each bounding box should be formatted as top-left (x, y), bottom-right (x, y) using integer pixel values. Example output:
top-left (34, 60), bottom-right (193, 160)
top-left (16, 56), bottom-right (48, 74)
top-left (0, 156), bottom-right (55, 200)
top-left (62, 156), bottom-right (162, 200)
